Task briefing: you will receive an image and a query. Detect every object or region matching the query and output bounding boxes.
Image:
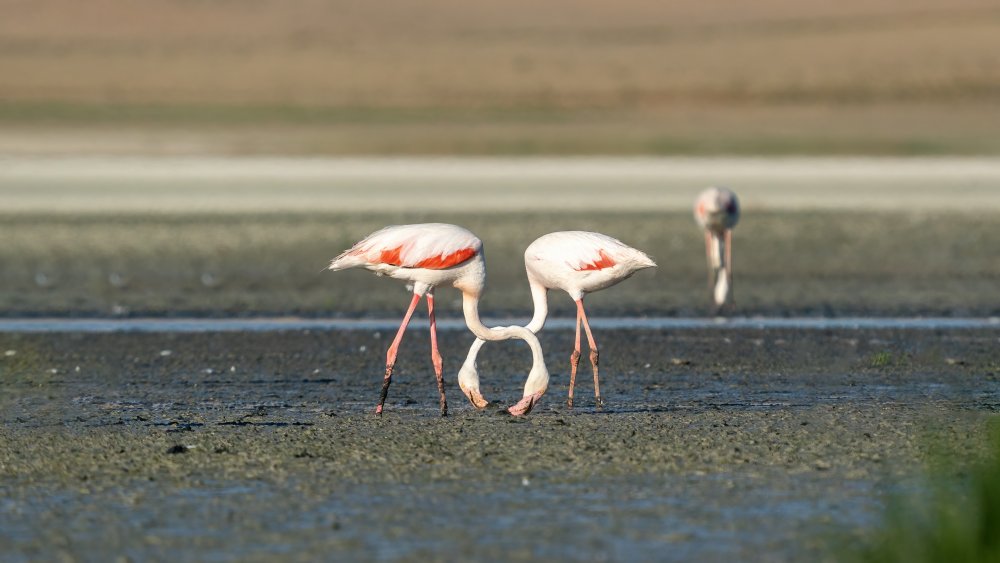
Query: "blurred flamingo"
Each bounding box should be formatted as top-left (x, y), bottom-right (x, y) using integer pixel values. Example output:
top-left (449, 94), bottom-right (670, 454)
top-left (694, 187), bottom-right (740, 311)
top-left (458, 231), bottom-right (655, 409)
top-left (328, 223), bottom-right (549, 417)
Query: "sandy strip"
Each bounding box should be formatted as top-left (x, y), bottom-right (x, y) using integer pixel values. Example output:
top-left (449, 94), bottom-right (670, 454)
top-left (3, 156), bottom-right (1000, 213)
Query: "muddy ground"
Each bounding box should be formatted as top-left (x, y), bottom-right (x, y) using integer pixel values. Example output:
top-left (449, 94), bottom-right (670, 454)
top-left (2, 201), bottom-right (999, 560)
top-left (1, 327), bottom-right (998, 561)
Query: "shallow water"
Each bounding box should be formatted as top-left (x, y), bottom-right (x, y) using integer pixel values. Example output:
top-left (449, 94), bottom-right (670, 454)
top-left (1, 316), bottom-right (998, 333)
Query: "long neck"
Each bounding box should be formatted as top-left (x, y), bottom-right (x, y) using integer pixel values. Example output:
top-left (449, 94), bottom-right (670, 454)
top-left (462, 291), bottom-right (548, 392)
top-left (525, 275), bottom-right (549, 334)
top-left (709, 230), bottom-right (724, 270)
top-left (463, 291), bottom-right (537, 345)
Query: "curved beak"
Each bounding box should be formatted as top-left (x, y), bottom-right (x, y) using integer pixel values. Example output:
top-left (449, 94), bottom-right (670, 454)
top-left (461, 384), bottom-right (490, 409)
top-left (507, 390), bottom-right (545, 416)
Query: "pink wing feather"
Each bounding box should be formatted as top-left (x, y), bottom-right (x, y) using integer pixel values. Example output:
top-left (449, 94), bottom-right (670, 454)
top-left (329, 223), bottom-right (481, 271)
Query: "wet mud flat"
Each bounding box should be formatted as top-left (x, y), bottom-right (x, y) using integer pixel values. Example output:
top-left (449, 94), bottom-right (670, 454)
top-left (1, 327), bottom-right (999, 561)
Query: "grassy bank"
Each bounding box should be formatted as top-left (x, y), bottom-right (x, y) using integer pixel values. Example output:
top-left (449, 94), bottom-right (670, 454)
top-left (1, 211), bottom-right (998, 317)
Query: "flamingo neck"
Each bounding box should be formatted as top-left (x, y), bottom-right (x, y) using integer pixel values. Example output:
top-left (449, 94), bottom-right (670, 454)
top-left (462, 291), bottom-right (527, 342)
top-left (461, 291), bottom-right (549, 395)
top-left (708, 230), bottom-right (730, 307)
top-left (525, 276), bottom-right (549, 334)
top-left (708, 230), bottom-right (724, 269)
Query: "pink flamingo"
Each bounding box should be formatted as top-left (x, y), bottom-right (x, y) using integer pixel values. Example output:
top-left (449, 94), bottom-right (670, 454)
top-left (458, 231), bottom-right (655, 409)
top-left (328, 223), bottom-right (549, 417)
top-left (694, 187), bottom-right (740, 311)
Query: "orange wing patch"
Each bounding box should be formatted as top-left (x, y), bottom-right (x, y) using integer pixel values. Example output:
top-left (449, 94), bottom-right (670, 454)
top-left (414, 247), bottom-right (477, 269)
top-left (377, 247), bottom-right (404, 265)
top-left (370, 246), bottom-right (477, 269)
top-left (577, 249), bottom-right (617, 271)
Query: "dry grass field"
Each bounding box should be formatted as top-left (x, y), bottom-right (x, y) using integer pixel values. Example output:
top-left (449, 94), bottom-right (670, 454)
top-left (1, 0), bottom-right (999, 155)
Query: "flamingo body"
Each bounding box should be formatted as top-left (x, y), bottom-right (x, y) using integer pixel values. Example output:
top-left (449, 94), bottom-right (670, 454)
top-left (329, 223), bottom-right (549, 417)
top-left (693, 187), bottom-right (740, 310)
top-left (459, 231), bottom-right (655, 409)
top-left (329, 223), bottom-right (484, 296)
top-left (524, 231), bottom-right (657, 303)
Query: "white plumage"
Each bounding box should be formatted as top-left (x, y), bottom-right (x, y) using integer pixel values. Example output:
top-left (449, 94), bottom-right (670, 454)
top-left (524, 231), bottom-right (657, 302)
top-left (694, 187), bottom-right (740, 310)
top-left (458, 230), bottom-right (656, 409)
top-left (329, 223), bottom-right (482, 271)
top-left (328, 223), bottom-right (549, 417)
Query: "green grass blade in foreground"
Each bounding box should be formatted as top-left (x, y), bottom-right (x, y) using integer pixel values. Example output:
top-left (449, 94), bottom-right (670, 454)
top-left (854, 418), bottom-right (1000, 563)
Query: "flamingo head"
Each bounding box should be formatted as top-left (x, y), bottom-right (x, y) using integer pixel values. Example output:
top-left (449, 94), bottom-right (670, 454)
top-left (695, 186), bottom-right (741, 232)
top-left (506, 355), bottom-right (549, 416)
top-left (457, 358), bottom-right (490, 409)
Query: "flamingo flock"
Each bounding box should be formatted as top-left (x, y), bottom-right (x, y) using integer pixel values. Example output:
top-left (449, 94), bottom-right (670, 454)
top-left (329, 188), bottom-right (740, 417)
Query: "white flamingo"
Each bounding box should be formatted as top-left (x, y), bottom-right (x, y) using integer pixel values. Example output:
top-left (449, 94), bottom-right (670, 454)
top-left (694, 187), bottom-right (740, 311)
top-left (457, 231), bottom-right (655, 409)
top-left (328, 223), bottom-right (549, 417)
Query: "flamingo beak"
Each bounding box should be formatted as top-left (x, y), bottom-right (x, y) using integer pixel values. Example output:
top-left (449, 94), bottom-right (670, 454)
top-left (457, 354), bottom-right (490, 409)
top-left (507, 390), bottom-right (545, 416)
top-left (460, 383), bottom-right (490, 409)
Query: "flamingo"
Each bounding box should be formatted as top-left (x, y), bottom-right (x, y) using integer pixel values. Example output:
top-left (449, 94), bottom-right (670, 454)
top-left (327, 223), bottom-right (549, 417)
top-left (457, 231), bottom-right (656, 409)
top-left (694, 187), bottom-right (740, 311)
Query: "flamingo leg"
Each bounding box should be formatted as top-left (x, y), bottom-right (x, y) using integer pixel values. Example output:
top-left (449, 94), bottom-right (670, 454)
top-left (567, 304), bottom-right (583, 408)
top-left (725, 228), bottom-right (734, 306)
top-left (376, 292), bottom-right (422, 417)
top-left (577, 299), bottom-right (603, 409)
top-left (426, 293), bottom-right (447, 417)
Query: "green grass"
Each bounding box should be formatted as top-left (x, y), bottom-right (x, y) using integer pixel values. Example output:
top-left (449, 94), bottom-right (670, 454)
top-left (856, 420), bottom-right (1000, 563)
top-left (869, 351), bottom-right (895, 368)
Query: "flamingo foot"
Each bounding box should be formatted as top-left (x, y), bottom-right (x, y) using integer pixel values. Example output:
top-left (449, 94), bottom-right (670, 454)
top-left (507, 391), bottom-right (545, 417)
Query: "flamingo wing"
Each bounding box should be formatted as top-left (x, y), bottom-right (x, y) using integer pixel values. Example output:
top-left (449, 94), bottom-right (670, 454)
top-left (527, 231), bottom-right (654, 272)
top-left (329, 223), bottom-right (482, 271)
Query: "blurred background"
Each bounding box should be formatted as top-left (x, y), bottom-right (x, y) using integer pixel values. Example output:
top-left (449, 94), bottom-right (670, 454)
top-left (2, 0), bottom-right (1000, 156)
top-left (1, 0), bottom-right (999, 317)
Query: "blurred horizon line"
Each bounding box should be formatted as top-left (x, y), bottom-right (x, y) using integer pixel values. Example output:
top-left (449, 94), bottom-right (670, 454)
top-left (4, 155), bottom-right (1000, 213)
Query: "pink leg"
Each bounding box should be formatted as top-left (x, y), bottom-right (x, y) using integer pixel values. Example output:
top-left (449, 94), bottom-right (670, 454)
top-left (567, 305), bottom-right (582, 407)
top-left (577, 299), bottom-right (603, 409)
top-left (427, 293), bottom-right (447, 416)
top-left (376, 293), bottom-right (421, 417)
